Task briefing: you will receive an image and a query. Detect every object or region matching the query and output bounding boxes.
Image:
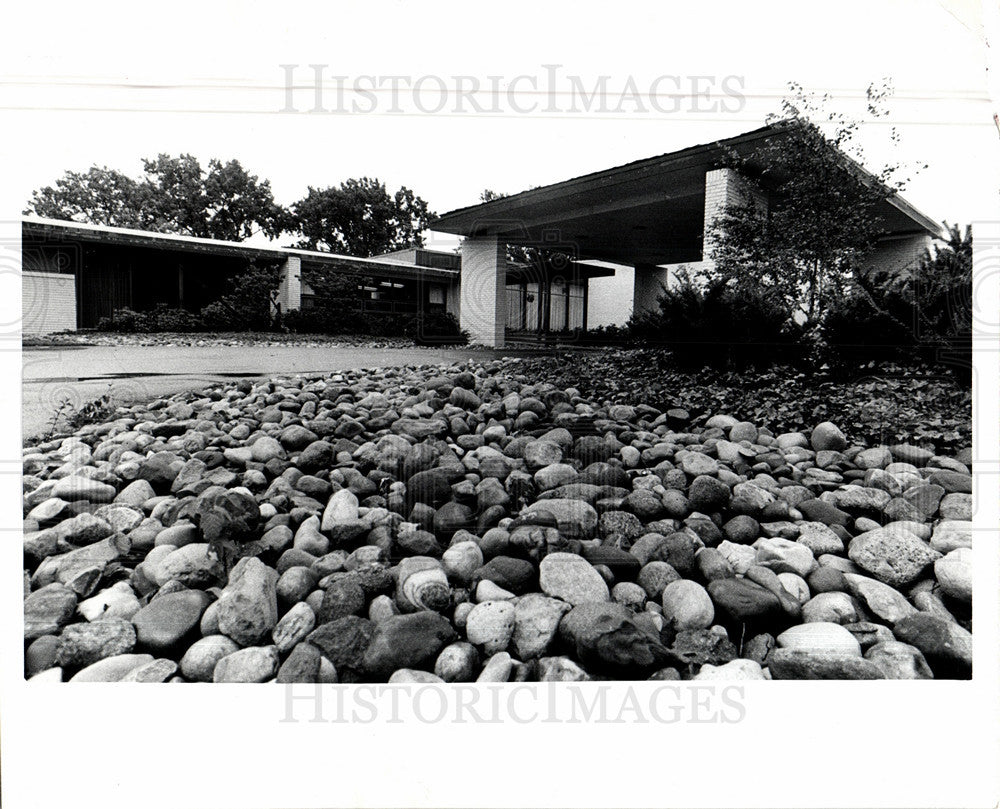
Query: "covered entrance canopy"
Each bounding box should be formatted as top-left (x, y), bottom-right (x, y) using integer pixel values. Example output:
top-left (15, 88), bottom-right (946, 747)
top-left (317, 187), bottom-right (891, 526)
top-left (432, 121), bottom-right (945, 347)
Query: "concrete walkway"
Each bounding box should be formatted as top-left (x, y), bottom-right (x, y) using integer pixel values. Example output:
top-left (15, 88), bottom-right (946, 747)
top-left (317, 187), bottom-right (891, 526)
top-left (22, 343), bottom-right (534, 442)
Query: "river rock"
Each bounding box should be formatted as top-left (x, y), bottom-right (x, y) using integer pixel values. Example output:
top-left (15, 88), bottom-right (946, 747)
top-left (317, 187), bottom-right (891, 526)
top-left (25, 583), bottom-right (78, 639)
top-left (56, 618), bottom-right (136, 668)
top-left (934, 548), bottom-right (971, 602)
top-left (465, 601), bottom-right (516, 654)
top-left (132, 590), bottom-right (211, 650)
top-left (512, 594), bottom-right (572, 659)
top-left (362, 612), bottom-right (457, 680)
top-left (776, 622), bottom-right (861, 656)
top-left (842, 573), bottom-right (917, 624)
top-left (213, 645), bottom-right (280, 682)
top-left (891, 614), bottom-right (972, 677)
top-left (180, 635), bottom-right (241, 682)
top-left (216, 556), bottom-right (279, 646)
top-left (848, 526), bottom-right (941, 586)
top-left (864, 640), bottom-right (934, 679)
top-left (767, 648), bottom-right (884, 679)
top-left (539, 552), bottom-right (609, 604)
top-left (661, 580), bottom-right (714, 630)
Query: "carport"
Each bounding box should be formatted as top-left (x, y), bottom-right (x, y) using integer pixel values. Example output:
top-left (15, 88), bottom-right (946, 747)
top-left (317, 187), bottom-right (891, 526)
top-left (432, 122), bottom-right (945, 347)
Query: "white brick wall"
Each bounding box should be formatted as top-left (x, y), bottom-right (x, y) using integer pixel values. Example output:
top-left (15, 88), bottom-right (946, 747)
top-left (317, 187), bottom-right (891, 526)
top-left (22, 271), bottom-right (76, 334)
top-left (867, 234), bottom-right (932, 277)
top-left (275, 256), bottom-right (302, 313)
top-left (702, 167), bottom-right (768, 270)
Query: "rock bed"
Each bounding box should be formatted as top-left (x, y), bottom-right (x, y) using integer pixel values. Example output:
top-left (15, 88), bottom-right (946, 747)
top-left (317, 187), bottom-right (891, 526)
top-left (22, 359), bottom-right (973, 683)
top-left (23, 332), bottom-right (432, 350)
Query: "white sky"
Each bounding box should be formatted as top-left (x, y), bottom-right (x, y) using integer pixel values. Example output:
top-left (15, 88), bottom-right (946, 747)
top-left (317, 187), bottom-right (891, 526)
top-left (0, 0), bottom-right (996, 324)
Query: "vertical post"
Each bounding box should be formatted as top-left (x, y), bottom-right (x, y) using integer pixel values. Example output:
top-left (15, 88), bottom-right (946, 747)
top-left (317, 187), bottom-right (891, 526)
top-left (460, 236), bottom-right (506, 347)
top-left (275, 255), bottom-right (302, 315)
top-left (582, 279), bottom-right (589, 332)
top-left (177, 264), bottom-right (185, 308)
top-left (541, 277), bottom-right (552, 333)
top-left (632, 263), bottom-right (666, 316)
top-left (563, 281), bottom-right (570, 332)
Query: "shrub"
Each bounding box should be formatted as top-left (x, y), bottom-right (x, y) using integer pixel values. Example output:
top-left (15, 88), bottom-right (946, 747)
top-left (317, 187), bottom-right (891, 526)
top-left (199, 260), bottom-right (281, 331)
top-left (97, 304), bottom-right (203, 333)
top-left (97, 307), bottom-right (149, 332)
top-left (627, 268), bottom-right (802, 369)
top-left (404, 311), bottom-right (468, 345)
top-left (820, 223), bottom-right (971, 381)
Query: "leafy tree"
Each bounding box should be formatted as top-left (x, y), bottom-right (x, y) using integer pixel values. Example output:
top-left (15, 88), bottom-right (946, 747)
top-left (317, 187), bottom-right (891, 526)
top-left (289, 178), bottom-right (435, 257)
top-left (705, 80), bottom-right (921, 325)
top-left (25, 166), bottom-right (156, 229)
top-left (25, 155), bottom-right (285, 241)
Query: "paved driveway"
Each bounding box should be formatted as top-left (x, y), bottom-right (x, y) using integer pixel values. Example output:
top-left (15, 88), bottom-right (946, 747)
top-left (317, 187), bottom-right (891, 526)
top-left (22, 343), bottom-right (530, 442)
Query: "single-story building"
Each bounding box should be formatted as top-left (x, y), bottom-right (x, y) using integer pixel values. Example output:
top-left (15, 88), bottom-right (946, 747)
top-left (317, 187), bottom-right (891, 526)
top-left (432, 121), bottom-right (947, 346)
top-left (20, 217), bottom-right (464, 335)
top-left (21, 217), bottom-right (612, 337)
top-left (21, 122), bottom-right (945, 341)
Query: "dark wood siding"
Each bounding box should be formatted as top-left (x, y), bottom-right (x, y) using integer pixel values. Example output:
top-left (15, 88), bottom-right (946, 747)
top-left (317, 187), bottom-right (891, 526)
top-left (78, 247), bottom-right (131, 327)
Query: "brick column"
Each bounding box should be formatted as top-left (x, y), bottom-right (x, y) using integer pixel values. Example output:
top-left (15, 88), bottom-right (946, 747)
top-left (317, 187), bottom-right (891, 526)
top-left (275, 255), bottom-right (302, 314)
top-left (460, 236), bottom-right (506, 347)
top-left (702, 167), bottom-right (766, 273)
top-left (632, 263), bottom-right (669, 316)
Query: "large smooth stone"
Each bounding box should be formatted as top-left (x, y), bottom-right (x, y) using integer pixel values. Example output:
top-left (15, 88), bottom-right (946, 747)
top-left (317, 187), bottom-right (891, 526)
top-left (661, 580), bottom-right (714, 631)
top-left (520, 499), bottom-right (598, 538)
top-left (180, 635), bottom-right (241, 682)
top-left (24, 583), bottom-right (78, 639)
top-left (70, 653), bottom-right (155, 682)
top-left (132, 590), bottom-right (211, 650)
top-left (538, 552), bottom-right (609, 605)
top-left (776, 622), bottom-right (862, 656)
top-left (934, 548), bottom-right (971, 602)
top-left (841, 573), bottom-right (917, 624)
top-left (707, 578), bottom-right (781, 622)
top-left (362, 612), bottom-right (457, 681)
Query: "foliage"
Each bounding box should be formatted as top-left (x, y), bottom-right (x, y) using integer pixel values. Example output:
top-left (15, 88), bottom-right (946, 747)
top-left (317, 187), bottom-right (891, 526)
top-left (199, 261), bottom-right (282, 331)
top-left (404, 311), bottom-right (468, 345)
top-left (26, 155), bottom-right (285, 241)
top-left (97, 305), bottom-right (203, 333)
top-left (822, 223), bottom-right (972, 380)
top-left (25, 167), bottom-right (154, 229)
top-left (505, 349), bottom-right (970, 454)
top-left (289, 178), bottom-right (436, 256)
top-left (705, 80), bottom-right (919, 325)
top-left (283, 307), bottom-right (466, 344)
top-left (626, 268), bottom-right (803, 369)
top-left (44, 384), bottom-right (117, 437)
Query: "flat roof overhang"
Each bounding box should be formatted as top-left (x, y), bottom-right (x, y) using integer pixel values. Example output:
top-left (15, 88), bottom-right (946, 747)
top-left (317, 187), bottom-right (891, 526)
top-left (22, 217), bottom-right (459, 281)
top-left (432, 122), bottom-right (947, 267)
